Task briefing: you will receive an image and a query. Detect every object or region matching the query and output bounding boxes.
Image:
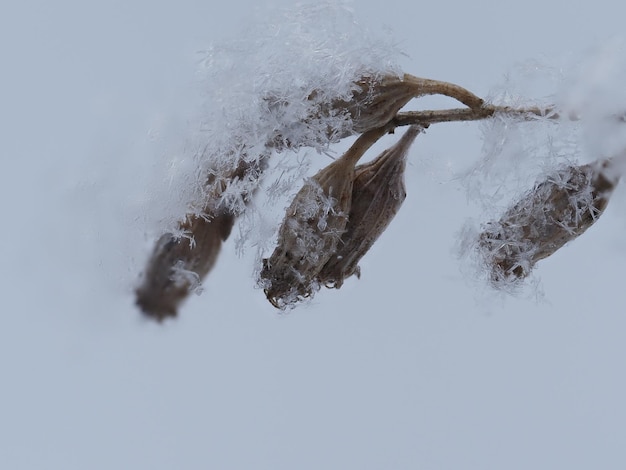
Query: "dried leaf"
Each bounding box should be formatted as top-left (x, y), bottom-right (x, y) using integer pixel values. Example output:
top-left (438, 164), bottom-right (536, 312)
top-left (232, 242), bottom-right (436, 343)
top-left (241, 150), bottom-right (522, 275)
top-left (267, 73), bottom-right (483, 149)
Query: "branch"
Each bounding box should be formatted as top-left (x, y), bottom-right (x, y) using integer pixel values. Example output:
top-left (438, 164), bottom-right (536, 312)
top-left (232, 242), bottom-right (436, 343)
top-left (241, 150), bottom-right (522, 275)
top-left (390, 103), bottom-right (626, 128)
top-left (135, 72), bottom-right (626, 320)
top-left (404, 74), bottom-right (485, 109)
top-left (393, 104), bottom-right (563, 127)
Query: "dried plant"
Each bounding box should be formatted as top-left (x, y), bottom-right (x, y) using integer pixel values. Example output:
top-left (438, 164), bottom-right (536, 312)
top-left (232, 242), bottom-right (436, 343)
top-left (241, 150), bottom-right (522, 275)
top-left (135, 213), bottom-right (234, 320)
top-left (135, 155), bottom-right (265, 320)
top-left (331, 73), bottom-right (484, 133)
top-left (477, 159), bottom-right (618, 287)
top-left (260, 126), bottom-right (390, 308)
top-left (135, 65), bottom-right (626, 320)
top-left (318, 125), bottom-right (422, 288)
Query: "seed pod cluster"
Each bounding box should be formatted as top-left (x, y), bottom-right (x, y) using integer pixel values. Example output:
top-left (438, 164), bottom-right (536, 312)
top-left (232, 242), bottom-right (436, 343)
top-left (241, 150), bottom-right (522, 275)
top-left (478, 159), bottom-right (617, 286)
top-left (136, 70), bottom-right (488, 319)
top-left (318, 125), bottom-right (422, 287)
top-left (260, 127), bottom-right (388, 308)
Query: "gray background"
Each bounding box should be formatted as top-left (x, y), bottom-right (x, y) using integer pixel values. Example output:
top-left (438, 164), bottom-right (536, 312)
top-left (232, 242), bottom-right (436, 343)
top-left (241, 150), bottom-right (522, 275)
top-left (2, 0), bottom-right (625, 469)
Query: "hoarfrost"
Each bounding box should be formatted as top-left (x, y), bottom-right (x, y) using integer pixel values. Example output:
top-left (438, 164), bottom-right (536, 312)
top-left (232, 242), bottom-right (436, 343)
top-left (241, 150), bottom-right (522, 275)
top-left (119, 2), bottom-right (406, 309)
top-left (165, 1), bottom-right (403, 252)
top-left (459, 42), bottom-right (626, 294)
top-left (465, 41), bottom-right (626, 216)
top-left (171, 260), bottom-right (204, 296)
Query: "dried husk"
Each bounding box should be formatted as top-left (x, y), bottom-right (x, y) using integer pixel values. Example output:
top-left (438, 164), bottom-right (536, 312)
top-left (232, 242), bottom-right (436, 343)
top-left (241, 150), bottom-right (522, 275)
top-left (333, 74), bottom-right (424, 134)
top-left (318, 125), bottom-right (421, 288)
top-left (478, 159), bottom-right (618, 286)
top-left (340, 74), bottom-right (483, 133)
top-left (136, 71), bottom-right (487, 318)
top-left (135, 213), bottom-right (234, 320)
top-left (135, 155), bottom-right (265, 321)
top-left (261, 127), bottom-right (389, 308)
top-left (267, 73), bottom-right (484, 149)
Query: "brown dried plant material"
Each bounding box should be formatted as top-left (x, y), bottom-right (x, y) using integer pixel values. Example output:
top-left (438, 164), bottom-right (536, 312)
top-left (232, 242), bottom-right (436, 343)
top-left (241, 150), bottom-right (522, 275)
top-left (136, 72), bottom-right (484, 319)
top-left (135, 213), bottom-right (234, 321)
top-left (330, 74), bottom-right (423, 134)
top-left (318, 125), bottom-right (422, 288)
top-left (135, 156), bottom-right (265, 321)
top-left (137, 70), bottom-right (604, 319)
top-left (267, 73), bottom-right (484, 149)
top-left (478, 159), bottom-right (618, 286)
top-left (340, 74), bottom-right (484, 133)
top-left (260, 126), bottom-right (390, 308)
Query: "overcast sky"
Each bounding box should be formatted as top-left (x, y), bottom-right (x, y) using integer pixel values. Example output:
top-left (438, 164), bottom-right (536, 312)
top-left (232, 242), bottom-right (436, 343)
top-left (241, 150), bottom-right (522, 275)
top-left (2, 1), bottom-right (626, 469)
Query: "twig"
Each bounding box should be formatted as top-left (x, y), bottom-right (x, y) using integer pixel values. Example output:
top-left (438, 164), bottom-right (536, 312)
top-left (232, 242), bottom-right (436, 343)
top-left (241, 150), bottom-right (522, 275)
top-left (404, 74), bottom-right (485, 110)
top-left (393, 104), bottom-right (562, 127)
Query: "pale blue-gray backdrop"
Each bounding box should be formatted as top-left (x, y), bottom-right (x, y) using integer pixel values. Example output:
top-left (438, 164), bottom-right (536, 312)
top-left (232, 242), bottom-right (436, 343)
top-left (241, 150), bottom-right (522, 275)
top-left (1, 1), bottom-right (625, 469)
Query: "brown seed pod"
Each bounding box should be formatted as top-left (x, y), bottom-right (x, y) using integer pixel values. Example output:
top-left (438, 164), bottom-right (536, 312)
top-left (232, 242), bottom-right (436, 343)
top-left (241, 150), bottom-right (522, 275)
top-left (135, 155), bottom-right (265, 321)
top-left (477, 159), bottom-right (618, 286)
top-left (266, 73), bottom-right (484, 149)
top-left (135, 213), bottom-right (234, 321)
top-left (333, 74), bottom-right (424, 134)
top-left (261, 126), bottom-right (389, 308)
top-left (318, 125), bottom-right (422, 288)
top-left (341, 74), bottom-right (483, 133)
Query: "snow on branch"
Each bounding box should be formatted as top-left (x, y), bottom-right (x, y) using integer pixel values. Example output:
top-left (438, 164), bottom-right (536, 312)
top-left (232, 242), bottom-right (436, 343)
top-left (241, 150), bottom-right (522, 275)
top-left (133, 4), bottom-right (626, 321)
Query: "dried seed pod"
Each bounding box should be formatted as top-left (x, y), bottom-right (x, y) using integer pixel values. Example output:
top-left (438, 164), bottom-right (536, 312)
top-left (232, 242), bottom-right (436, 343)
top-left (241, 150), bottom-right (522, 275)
top-left (318, 125), bottom-right (422, 288)
top-left (267, 73), bottom-right (483, 149)
top-left (341, 74), bottom-right (483, 133)
top-left (261, 127), bottom-right (388, 308)
top-left (478, 159), bottom-right (618, 286)
top-left (135, 213), bottom-right (234, 321)
top-left (335, 74), bottom-right (425, 134)
top-left (135, 155), bottom-right (266, 321)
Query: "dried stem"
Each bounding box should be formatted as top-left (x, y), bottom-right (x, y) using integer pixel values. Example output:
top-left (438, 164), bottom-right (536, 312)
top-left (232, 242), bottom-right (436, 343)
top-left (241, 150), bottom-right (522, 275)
top-left (403, 74), bottom-right (485, 109)
top-left (393, 104), bottom-right (561, 127)
top-left (391, 104), bottom-right (626, 128)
